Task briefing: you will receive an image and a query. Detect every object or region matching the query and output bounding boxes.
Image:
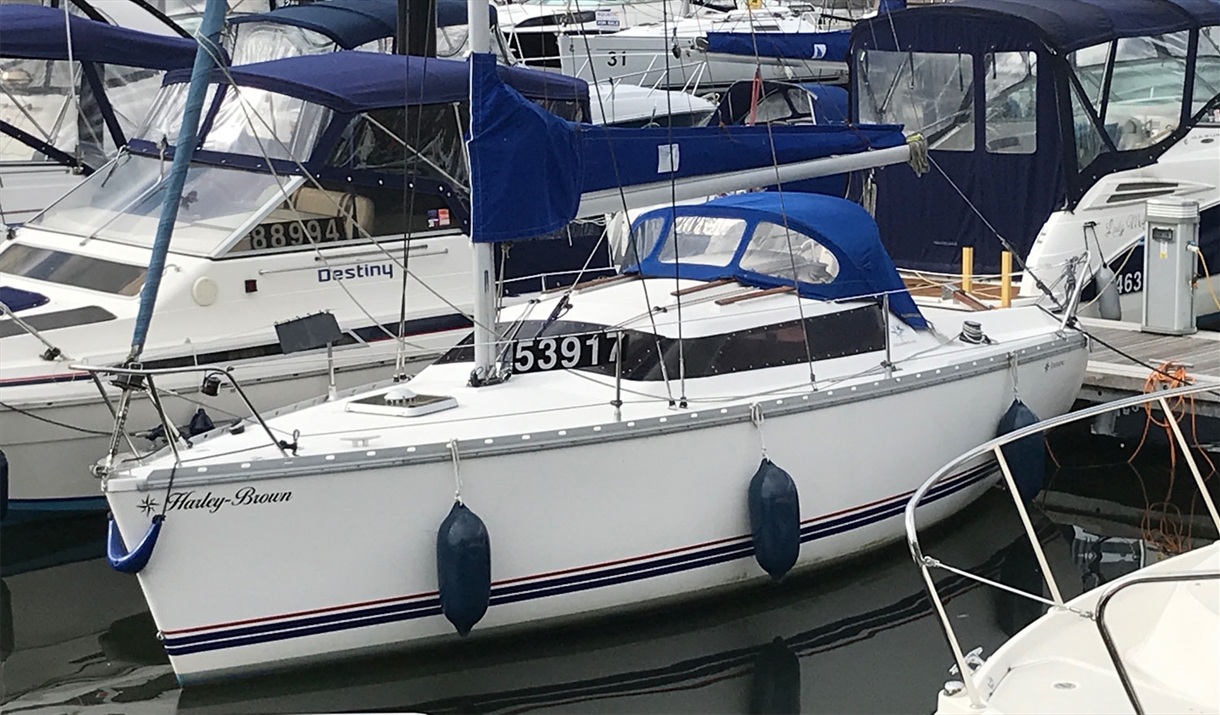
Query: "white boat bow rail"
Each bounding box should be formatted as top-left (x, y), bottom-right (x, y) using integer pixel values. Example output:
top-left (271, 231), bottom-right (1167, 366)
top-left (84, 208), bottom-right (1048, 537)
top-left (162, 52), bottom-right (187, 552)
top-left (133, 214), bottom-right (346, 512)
top-left (904, 381), bottom-right (1220, 714)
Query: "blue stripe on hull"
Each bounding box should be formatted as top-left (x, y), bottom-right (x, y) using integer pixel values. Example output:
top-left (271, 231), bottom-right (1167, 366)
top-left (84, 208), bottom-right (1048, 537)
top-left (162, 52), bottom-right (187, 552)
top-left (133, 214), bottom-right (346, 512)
top-left (161, 463), bottom-right (995, 658)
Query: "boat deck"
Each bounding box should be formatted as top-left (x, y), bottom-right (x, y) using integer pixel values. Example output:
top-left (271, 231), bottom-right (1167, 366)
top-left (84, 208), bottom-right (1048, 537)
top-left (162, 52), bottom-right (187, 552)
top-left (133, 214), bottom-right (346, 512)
top-left (1077, 318), bottom-right (1220, 418)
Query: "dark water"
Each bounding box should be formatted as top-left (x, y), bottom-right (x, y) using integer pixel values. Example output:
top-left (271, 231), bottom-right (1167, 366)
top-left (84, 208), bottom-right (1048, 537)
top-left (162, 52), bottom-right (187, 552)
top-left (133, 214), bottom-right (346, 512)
top-left (2, 424), bottom-right (1216, 714)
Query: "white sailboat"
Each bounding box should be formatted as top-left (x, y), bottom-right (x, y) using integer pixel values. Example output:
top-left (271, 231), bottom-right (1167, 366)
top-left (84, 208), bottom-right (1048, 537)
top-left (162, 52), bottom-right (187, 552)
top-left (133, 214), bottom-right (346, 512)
top-left (0, 49), bottom-right (602, 518)
top-left (93, 9), bottom-right (1089, 678)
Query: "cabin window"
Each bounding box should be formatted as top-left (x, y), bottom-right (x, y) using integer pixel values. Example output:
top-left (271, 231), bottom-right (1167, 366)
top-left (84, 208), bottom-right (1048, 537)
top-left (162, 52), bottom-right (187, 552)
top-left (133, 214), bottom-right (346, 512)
top-left (202, 87), bottom-right (332, 162)
top-left (1193, 26), bottom-right (1220, 119)
top-left (328, 106), bottom-right (470, 190)
top-left (437, 307), bottom-right (887, 380)
top-left (0, 59), bottom-right (77, 163)
top-left (857, 50), bottom-right (975, 151)
top-left (136, 83), bottom-right (220, 146)
top-left (656, 216), bottom-right (746, 267)
top-left (984, 52), bottom-right (1037, 154)
top-left (1069, 33), bottom-right (1189, 154)
top-left (1070, 81), bottom-right (1108, 170)
top-left (0, 244), bottom-right (146, 296)
top-left (226, 22), bottom-right (338, 65)
top-left (621, 216), bottom-right (665, 269)
top-left (739, 221), bottom-right (839, 284)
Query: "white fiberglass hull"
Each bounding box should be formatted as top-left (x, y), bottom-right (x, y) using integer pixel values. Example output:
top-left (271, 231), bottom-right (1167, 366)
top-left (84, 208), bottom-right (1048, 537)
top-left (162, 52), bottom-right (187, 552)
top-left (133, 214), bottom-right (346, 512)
top-left (106, 328), bottom-right (1086, 683)
top-left (936, 542), bottom-right (1219, 715)
top-left (1022, 124), bottom-right (1220, 324)
top-left (0, 333), bottom-right (462, 516)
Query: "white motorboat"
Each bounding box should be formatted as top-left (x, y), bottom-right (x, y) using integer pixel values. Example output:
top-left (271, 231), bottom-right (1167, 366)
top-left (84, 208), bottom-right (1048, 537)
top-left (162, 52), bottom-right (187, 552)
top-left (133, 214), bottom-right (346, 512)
top-left (558, 3), bottom-right (855, 91)
top-left (224, 0), bottom-right (719, 128)
top-left (851, 0), bottom-right (1220, 324)
top-left (0, 52), bottom-right (603, 518)
top-left (0, 5), bottom-right (197, 225)
top-left (906, 382), bottom-right (1220, 715)
top-left (96, 48), bottom-right (1088, 682)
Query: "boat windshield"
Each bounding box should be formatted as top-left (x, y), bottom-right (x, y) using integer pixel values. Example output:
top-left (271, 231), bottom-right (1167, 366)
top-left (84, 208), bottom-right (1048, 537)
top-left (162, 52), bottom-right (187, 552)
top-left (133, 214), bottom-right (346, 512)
top-left (26, 152), bottom-right (300, 256)
top-left (137, 82), bottom-right (331, 163)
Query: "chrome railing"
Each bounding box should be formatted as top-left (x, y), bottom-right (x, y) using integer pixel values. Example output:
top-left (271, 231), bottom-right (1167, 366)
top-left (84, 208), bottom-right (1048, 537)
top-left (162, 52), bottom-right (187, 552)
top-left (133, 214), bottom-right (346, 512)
top-left (905, 381), bottom-right (1220, 709)
top-left (72, 363), bottom-right (290, 478)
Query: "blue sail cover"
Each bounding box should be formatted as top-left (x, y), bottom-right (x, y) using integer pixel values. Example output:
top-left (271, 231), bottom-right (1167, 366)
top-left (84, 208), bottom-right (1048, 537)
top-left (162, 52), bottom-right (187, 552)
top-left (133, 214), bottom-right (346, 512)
top-left (229, 0), bottom-right (497, 48)
top-left (168, 51), bottom-right (588, 114)
top-left (631, 193), bottom-right (928, 329)
top-left (705, 31), bottom-right (851, 63)
top-left (851, 0), bottom-right (1220, 274)
top-left (0, 4), bottom-right (197, 68)
top-left (467, 53), bottom-right (905, 243)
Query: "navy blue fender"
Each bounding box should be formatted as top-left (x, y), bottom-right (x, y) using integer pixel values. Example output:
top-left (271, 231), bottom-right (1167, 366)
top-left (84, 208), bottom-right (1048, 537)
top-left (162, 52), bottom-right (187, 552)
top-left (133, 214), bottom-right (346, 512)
top-left (436, 502), bottom-right (491, 636)
top-left (107, 514), bottom-right (164, 574)
top-left (748, 459), bottom-right (801, 581)
top-left (996, 400), bottom-right (1045, 502)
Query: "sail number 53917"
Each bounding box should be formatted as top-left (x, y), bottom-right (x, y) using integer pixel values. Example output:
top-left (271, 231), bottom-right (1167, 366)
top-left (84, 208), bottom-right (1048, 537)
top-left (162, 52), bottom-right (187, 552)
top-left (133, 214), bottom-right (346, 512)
top-left (512, 333), bottom-right (621, 374)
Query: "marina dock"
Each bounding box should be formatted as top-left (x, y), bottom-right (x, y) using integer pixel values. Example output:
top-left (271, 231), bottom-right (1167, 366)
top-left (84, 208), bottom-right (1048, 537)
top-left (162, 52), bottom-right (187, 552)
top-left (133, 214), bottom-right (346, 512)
top-left (1077, 318), bottom-right (1220, 418)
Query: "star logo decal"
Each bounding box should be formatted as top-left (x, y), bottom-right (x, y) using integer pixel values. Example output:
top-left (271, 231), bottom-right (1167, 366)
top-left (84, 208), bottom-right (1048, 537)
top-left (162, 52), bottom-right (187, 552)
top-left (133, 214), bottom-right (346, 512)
top-left (138, 496), bottom-right (159, 516)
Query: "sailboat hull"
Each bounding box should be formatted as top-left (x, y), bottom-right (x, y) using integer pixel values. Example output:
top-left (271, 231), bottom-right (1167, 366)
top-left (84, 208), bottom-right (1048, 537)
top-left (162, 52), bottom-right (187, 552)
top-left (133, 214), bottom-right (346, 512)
top-left (105, 333), bottom-right (1087, 684)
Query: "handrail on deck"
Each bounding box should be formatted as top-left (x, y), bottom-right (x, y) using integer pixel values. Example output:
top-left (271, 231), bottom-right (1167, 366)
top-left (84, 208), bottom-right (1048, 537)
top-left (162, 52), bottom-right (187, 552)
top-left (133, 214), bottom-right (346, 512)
top-left (904, 381), bottom-right (1220, 709)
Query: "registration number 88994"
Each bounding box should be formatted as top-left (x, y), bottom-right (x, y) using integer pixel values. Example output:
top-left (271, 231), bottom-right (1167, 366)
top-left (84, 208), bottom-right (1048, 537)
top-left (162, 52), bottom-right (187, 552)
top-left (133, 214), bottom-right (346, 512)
top-left (248, 217), bottom-right (348, 250)
top-left (512, 333), bottom-right (622, 374)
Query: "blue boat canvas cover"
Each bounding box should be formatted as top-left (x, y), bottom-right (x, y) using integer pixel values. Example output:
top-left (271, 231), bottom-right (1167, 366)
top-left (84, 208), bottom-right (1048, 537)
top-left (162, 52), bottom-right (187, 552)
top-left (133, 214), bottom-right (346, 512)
top-left (850, 0), bottom-right (1220, 274)
top-left (465, 53), bottom-right (905, 243)
top-left (227, 0), bottom-right (498, 49)
top-left (705, 31), bottom-right (852, 64)
top-left (628, 192), bottom-right (929, 329)
top-left (0, 4), bottom-right (197, 68)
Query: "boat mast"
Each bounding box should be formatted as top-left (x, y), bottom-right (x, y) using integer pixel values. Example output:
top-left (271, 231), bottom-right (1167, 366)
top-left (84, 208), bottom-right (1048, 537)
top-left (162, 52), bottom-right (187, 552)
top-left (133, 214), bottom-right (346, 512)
top-left (126, 0), bottom-right (227, 363)
top-left (468, 0), bottom-right (498, 385)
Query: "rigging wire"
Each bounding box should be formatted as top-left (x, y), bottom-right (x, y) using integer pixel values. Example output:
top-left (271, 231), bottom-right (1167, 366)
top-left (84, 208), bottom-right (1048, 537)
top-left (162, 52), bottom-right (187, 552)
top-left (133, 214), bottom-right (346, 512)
top-left (568, 0), bottom-right (677, 407)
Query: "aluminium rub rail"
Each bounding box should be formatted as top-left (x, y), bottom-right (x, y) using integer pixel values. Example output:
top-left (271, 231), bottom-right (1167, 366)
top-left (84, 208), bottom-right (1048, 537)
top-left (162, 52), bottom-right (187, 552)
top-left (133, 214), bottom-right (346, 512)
top-left (904, 381), bottom-right (1220, 711)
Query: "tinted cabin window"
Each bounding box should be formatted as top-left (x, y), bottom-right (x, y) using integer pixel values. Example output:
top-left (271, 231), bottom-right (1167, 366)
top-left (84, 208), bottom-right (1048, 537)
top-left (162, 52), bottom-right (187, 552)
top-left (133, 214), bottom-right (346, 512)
top-left (437, 307), bottom-right (887, 380)
top-left (0, 245), bottom-right (146, 295)
top-left (1194, 26), bottom-right (1220, 118)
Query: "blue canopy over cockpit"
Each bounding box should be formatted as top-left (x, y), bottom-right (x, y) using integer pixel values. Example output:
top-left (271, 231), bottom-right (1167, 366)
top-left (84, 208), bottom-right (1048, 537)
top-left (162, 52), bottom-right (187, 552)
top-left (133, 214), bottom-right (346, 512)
top-left (625, 193), bottom-right (928, 329)
top-left (0, 4), bottom-right (197, 68)
top-left (166, 51), bottom-right (588, 115)
top-left (851, 0), bottom-right (1220, 274)
top-left (229, 0), bottom-right (499, 49)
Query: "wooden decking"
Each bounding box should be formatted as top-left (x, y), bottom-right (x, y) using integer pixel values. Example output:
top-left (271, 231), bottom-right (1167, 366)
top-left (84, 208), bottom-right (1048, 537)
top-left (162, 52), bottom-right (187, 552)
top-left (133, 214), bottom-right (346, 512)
top-left (1077, 318), bottom-right (1220, 418)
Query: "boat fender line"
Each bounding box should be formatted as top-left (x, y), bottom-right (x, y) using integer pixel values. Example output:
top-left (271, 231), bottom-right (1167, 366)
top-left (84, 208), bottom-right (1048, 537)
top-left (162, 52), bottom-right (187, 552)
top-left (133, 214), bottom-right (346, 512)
top-left (436, 501), bottom-right (491, 637)
top-left (1094, 263), bottom-right (1122, 321)
top-left (107, 513), bottom-right (164, 574)
top-left (748, 459), bottom-right (801, 581)
top-left (996, 399), bottom-right (1045, 502)
top-left (0, 449), bottom-right (8, 521)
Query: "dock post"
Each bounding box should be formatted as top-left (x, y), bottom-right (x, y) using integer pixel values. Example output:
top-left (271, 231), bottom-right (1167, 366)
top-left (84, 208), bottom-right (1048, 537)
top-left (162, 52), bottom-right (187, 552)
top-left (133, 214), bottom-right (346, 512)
top-left (961, 246), bottom-right (973, 293)
top-left (1001, 251), bottom-right (1012, 308)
